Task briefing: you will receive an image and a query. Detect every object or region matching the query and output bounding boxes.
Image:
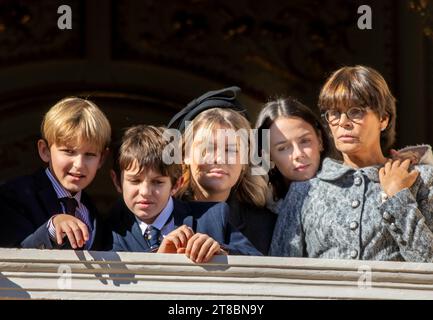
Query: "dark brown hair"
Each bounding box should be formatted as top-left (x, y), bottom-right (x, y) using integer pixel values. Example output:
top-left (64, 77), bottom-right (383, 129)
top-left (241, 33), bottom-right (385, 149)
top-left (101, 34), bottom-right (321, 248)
top-left (256, 97), bottom-right (336, 200)
top-left (318, 65), bottom-right (397, 152)
top-left (112, 125), bottom-right (181, 185)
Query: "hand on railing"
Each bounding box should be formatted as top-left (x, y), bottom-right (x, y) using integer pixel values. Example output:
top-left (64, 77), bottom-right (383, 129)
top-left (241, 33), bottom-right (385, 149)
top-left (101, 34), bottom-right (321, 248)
top-left (157, 225), bottom-right (222, 263)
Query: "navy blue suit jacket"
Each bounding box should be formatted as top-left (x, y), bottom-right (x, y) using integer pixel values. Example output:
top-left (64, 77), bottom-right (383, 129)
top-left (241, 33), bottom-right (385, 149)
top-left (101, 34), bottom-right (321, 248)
top-left (109, 198), bottom-right (262, 256)
top-left (0, 169), bottom-right (110, 250)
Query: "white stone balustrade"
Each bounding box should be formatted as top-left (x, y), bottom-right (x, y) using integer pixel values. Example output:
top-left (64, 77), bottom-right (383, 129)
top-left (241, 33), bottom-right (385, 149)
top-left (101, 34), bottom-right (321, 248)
top-left (0, 248), bottom-right (433, 299)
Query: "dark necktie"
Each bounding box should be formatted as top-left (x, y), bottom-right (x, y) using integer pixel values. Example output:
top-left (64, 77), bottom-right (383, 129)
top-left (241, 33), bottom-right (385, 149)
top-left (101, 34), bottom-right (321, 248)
top-left (145, 225), bottom-right (161, 251)
top-left (59, 197), bottom-right (78, 216)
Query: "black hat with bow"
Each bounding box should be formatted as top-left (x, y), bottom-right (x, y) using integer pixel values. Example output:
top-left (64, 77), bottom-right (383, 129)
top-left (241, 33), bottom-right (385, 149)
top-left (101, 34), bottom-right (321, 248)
top-left (167, 86), bottom-right (249, 132)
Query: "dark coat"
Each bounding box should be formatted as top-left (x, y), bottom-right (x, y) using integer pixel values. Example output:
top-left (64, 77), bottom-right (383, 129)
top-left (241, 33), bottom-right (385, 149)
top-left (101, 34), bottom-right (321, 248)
top-left (0, 169), bottom-right (111, 250)
top-left (226, 194), bottom-right (277, 255)
top-left (108, 198), bottom-right (262, 256)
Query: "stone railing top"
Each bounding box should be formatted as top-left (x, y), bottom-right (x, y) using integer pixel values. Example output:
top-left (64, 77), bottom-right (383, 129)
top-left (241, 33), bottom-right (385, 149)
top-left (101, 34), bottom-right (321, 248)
top-left (1, 248), bottom-right (433, 300)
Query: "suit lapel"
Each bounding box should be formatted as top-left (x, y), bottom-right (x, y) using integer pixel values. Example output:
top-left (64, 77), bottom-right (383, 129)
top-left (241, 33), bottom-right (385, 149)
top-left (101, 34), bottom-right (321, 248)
top-left (131, 220), bottom-right (150, 251)
top-left (81, 192), bottom-right (97, 239)
top-left (87, 217), bottom-right (97, 249)
top-left (173, 199), bottom-right (195, 230)
top-left (34, 169), bottom-right (74, 249)
top-left (37, 187), bottom-right (62, 218)
top-left (33, 169), bottom-right (103, 251)
top-left (34, 169), bottom-right (63, 221)
top-left (226, 193), bottom-right (245, 228)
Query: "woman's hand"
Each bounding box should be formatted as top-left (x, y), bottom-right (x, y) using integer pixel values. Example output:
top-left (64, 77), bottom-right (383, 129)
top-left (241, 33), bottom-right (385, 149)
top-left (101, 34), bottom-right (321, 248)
top-left (379, 159), bottom-right (419, 197)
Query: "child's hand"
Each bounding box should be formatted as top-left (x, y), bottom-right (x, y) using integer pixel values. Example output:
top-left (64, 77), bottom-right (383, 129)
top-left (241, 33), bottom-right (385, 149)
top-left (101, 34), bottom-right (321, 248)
top-left (379, 159), bottom-right (419, 197)
top-left (157, 225), bottom-right (194, 254)
top-left (390, 148), bottom-right (421, 165)
top-left (52, 214), bottom-right (89, 249)
top-left (185, 233), bottom-right (221, 264)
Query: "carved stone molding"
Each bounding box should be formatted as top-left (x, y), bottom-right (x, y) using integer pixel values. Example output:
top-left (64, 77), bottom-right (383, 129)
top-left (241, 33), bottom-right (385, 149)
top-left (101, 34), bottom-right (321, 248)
top-left (1, 248), bottom-right (433, 299)
top-left (112, 0), bottom-right (377, 100)
top-left (0, 0), bottom-right (85, 65)
top-left (0, 1), bottom-right (401, 102)
top-left (409, 0), bottom-right (433, 40)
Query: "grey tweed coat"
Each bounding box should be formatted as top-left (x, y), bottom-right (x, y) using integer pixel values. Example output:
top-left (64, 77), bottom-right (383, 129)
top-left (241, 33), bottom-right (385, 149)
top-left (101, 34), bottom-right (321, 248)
top-left (269, 157), bottom-right (433, 262)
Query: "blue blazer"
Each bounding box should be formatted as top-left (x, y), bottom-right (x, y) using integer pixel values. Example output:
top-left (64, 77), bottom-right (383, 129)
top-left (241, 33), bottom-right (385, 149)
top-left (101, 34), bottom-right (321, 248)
top-left (0, 169), bottom-right (111, 250)
top-left (226, 193), bottom-right (277, 255)
top-left (109, 198), bottom-right (262, 256)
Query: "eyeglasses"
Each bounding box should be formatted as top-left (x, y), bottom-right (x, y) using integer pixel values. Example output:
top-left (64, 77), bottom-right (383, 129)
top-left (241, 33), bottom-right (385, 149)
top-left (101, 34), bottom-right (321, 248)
top-left (322, 107), bottom-right (367, 125)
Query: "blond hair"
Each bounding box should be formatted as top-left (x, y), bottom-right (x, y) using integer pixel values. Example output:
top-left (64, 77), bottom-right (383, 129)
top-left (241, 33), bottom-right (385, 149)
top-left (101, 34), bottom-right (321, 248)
top-left (176, 108), bottom-right (267, 207)
top-left (41, 97), bottom-right (111, 152)
top-left (318, 65), bottom-right (397, 151)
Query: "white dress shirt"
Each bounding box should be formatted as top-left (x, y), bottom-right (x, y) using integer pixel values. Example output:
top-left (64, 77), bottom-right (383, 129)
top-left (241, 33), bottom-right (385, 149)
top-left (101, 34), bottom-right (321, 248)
top-left (135, 196), bottom-right (175, 237)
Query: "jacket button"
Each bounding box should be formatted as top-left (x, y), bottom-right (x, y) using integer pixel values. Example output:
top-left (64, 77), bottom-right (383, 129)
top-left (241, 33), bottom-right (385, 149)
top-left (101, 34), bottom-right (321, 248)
top-left (354, 177), bottom-right (362, 186)
top-left (383, 211), bottom-right (392, 221)
top-left (349, 221), bottom-right (359, 230)
top-left (390, 223), bottom-right (398, 231)
top-left (351, 200), bottom-right (360, 208)
top-left (350, 250), bottom-right (358, 259)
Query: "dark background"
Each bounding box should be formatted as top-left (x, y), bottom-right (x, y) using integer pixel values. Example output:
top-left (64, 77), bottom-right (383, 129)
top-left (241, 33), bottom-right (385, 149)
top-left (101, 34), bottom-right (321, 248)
top-left (0, 0), bottom-right (432, 214)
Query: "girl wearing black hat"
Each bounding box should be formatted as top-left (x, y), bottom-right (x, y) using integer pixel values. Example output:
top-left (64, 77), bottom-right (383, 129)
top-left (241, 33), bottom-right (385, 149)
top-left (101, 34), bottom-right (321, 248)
top-left (168, 87), bottom-right (277, 255)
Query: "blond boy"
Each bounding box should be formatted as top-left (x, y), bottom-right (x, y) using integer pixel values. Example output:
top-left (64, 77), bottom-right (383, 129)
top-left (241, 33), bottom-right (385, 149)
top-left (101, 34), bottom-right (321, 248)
top-left (0, 97), bottom-right (111, 250)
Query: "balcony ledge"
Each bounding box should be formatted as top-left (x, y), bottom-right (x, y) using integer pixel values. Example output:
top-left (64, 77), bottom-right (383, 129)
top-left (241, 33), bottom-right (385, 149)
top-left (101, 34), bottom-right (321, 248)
top-left (0, 248), bottom-right (433, 299)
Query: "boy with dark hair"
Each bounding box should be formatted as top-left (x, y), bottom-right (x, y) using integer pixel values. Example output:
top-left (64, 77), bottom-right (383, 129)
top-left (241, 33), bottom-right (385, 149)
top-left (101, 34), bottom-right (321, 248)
top-left (109, 125), bottom-right (261, 262)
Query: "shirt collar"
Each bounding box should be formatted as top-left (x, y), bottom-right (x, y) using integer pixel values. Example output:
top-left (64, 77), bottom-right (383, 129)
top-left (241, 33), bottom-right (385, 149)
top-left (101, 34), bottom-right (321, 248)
top-left (316, 157), bottom-right (381, 182)
top-left (135, 196), bottom-right (174, 234)
top-left (45, 168), bottom-right (82, 202)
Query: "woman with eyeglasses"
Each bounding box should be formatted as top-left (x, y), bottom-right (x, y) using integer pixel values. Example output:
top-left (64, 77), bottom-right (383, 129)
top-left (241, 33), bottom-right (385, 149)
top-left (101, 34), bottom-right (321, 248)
top-left (256, 97), bottom-right (431, 214)
top-left (269, 65), bottom-right (433, 262)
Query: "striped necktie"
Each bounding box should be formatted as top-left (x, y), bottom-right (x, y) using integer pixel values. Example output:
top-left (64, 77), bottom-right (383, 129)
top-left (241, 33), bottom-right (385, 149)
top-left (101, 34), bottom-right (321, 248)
top-left (145, 225), bottom-right (161, 251)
